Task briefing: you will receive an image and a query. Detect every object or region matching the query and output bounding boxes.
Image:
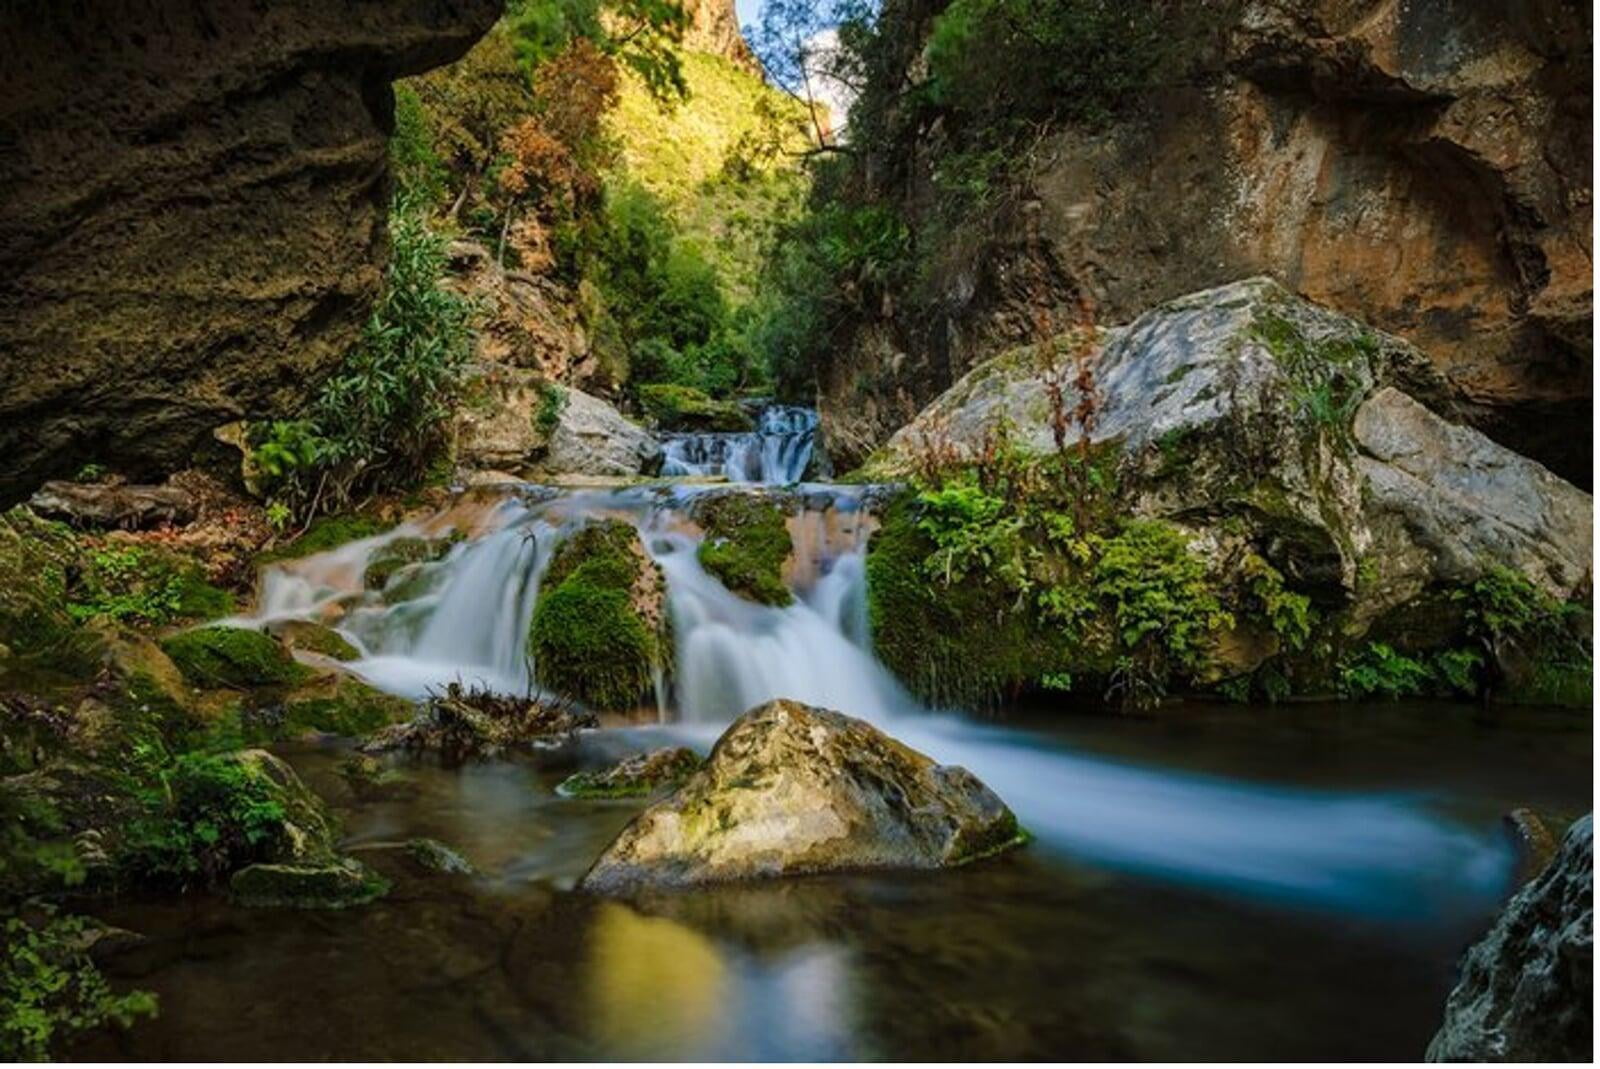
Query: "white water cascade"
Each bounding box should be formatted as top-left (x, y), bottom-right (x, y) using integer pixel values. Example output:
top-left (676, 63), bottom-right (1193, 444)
top-left (244, 483), bottom-right (1510, 919)
top-left (660, 405), bottom-right (819, 483)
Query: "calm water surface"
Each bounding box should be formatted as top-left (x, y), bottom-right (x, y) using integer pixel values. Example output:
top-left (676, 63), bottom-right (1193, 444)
top-left (76, 700), bottom-right (1589, 1061)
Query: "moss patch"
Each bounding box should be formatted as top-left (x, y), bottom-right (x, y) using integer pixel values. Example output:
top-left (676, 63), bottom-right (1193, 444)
top-left (362, 535), bottom-right (457, 590)
top-left (528, 520), bottom-right (668, 710)
top-left (0, 507), bottom-right (105, 676)
top-left (159, 626), bottom-right (309, 690)
top-left (692, 493), bottom-right (793, 606)
top-left (256, 514), bottom-right (391, 565)
top-left (280, 678), bottom-right (415, 739)
top-left (638, 384), bottom-right (753, 432)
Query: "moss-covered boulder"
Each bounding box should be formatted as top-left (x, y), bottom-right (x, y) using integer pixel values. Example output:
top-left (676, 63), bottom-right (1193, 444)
top-left (638, 384), bottom-right (753, 432)
top-left (362, 535), bottom-right (457, 591)
top-left (230, 859), bottom-right (389, 910)
top-left (159, 626), bottom-right (309, 690)
top-left (264, 618), bottom-right (360, 661)
top-left (278, 674), bottom-right (415, 739)
top-left (255, 514), bottom-right (391, 565)
top-left (336, 753), bottom-right (417, 802)
top-left (0, 507), bottom-right (104, 676)
top-left (581, 699), bottom-right (1025, 893)
top-left (528, 520), bottom-right (671, 710)
top-left (691, 492), bottom-right (794, 606)
top-left (557, 746), bottom-right (702, 799)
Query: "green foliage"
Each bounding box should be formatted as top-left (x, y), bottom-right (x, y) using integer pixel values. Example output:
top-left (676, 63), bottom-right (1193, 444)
top-left (1, 908), bottom-right (157, 1061)
top-left (693, 495), bottom-right (794, 606)
top-left (1431, 647), bottom-right (1486, 698)
top-left (253, 203), bottom-right (473, 519)
top-left (63, 545), bottom-right (232, 628)
top-left (1338, 642), bottom-right (1435, 700)
top-left (535, 382), bottom-right (569, 436)
top-left (119, 753), bottom-right (288, 890)
top-left (158, 627), bottom-right (308, 691)
top-left (1455, 566), bottom-right (1591, 706)
top-left (392, 85), bottom-right (449, 208)
top-left (1092, 521), bottom-right (1233, 685)
top-left (914, 478), bottom-right (1029, 591)
top-left (1239, 553), bottom-right (1313, 650)
top-left (0, 788), bottom-right (85, 900)
top-left (506, 0), bottom-right (688, 101)
top-left (529, 521), bottom-right (665, 709)
top-left (256, 514), bottom-right (391, 564)
top-left (636, 383), bottom-right (752, 431)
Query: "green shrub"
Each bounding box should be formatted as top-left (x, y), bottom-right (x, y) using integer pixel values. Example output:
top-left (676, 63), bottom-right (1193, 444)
top-left (119, 753), bottom-right (288, 890)
top-left (158, 627), bottom-right (308, 690)
top-left (1, 908), bottom-right (157, 1061)
top-left (1338, 642), bottom-right (1434, 700)
top-left (1092, 521), bottom-right (1233, 682)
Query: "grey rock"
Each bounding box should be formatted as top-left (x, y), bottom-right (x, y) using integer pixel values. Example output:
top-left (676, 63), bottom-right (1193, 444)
top-left (29, 480), bottom-right (196, 529)
top-left (1427, 814), bottom-right (1593, 1062)
top-left (538, 388), bottom-right (662, 478)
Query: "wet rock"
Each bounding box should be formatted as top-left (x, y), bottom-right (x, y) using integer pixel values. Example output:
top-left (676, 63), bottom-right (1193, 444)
top-left (336, 753), bottom-right (418, 802)
top-left (28, 481), bottom-right (196, 529)
top-left (264, 619), bottom-right (359, 662)
top-left (362, 535), bottom-right (457, 591)
top-left (1427, 814), bottom-right (1593, 1062)
top-left (405, 837), bottom-right (475, 876)
top-left (0, 1), bottom-right (502, 504)
top-left (1503, 808), bottom-right (1559, 887)
top-left (580, 699), bottom-right (1025, 893)
top-left (362, 681), bottom-right (595, 762)
top-left (444, 240), bottom-right (592, 385)
top-left (278, 673), bottom-right (415, 740)
top-left (230, 858), bottom-right (389, 910)
top-left (557, 747), bottom-right (702, 799)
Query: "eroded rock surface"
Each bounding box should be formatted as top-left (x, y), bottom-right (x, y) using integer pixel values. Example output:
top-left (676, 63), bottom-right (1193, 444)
top-left (1427, 814), bottom-right (1593, 1062)
top-left (0, 0), bottom-right (502, 504)
top-left (581, 699), bottom-right (1024, 893)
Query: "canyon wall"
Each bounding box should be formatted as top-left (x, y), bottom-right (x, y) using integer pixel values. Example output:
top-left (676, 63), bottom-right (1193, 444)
top-left (817, 0), bottom-right (1592, 484)
top-left (0, 0), bottom-right (502, 504)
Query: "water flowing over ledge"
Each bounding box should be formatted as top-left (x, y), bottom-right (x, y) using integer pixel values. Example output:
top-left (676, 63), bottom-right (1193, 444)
top-left (243, 482), bottom-right (1512, 920)
top-left (660, 405), bottom-right (820, 483)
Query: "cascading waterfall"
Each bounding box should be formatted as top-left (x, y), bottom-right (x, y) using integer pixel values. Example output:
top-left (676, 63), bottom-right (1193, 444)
top-left (244, 483), bottom-right (1510, 919)
top-left (660, 404), bottom-right (819, 483)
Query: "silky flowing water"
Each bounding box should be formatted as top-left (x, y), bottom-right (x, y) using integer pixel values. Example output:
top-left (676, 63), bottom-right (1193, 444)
top-left (75, 456), bottom-right (1592, 1060)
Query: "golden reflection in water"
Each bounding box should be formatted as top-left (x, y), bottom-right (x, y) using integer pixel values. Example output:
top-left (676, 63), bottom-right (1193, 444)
top-left (586, 901), bottom-right (728, 1057)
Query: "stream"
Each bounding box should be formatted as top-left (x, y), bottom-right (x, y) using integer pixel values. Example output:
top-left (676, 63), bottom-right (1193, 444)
top-left (76, 409), bottom-right (1592, 1060)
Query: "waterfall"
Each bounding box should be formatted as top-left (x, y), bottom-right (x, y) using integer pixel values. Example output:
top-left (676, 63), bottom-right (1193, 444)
top-left (243, 484), bottom-right (1510, 918)
top-left (660, 405), bottom-right (819, 484)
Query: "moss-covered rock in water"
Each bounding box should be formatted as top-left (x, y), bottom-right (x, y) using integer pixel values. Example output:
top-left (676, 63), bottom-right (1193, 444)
top-left (362, 535), bottom-right (457, 590)
top-left (265, 619), bottom-right (359, 661)
top-left (691, 492), bottom-right (794, 606)
top-left (159, 626), bottom-right (309, 690)
top-left (581, 699), bottom-right (1025, 893)
top-left (404, 837), bottom-right (474, 876)
top-left (557, 746), bottom-right (702, 799)
top-left (528, 520), bottom-right (670, 710)
top-left (230, 858), bottom-right (389, 910)
top-left (865, 493), bottom-right (1089, 708)
top-left (637, 383), bottom-right (753, 432)
top-left (278, 674), bottom-right (415, 739)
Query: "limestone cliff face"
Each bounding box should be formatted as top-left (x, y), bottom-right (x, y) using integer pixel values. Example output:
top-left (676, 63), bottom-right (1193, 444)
top-left (818, 0), bottom-right (1592, 483)
top-left (680, 0), bottom-right (759, 72)
top-left (0, 0), bottom-right (502, 505)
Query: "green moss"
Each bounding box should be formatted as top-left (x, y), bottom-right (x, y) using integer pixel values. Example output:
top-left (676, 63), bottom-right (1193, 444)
top-left (256, 515), bottom-right (391, 565)
top-left (0, 508), bottom-right (103, 675)
top-left (638, 383), bottom-right (753, 432)
top-left (229, 859), bottom-right (389, 910)
top-left (692, 494), bottom-right (793, 605)
top-left (64, 543), bottom-right (234, 627)
top-left (556, 747), bottom-right (702, 799)
top-left (281, 680), bottom-right (414, 739)
top-left (1249, 307), bottom-right (1372, 440)
top-left (277, 621), bottom-right (360, 661)
top-left (362, 535), bottom-right (457, 590)
top-left (159, 626), bottom-right (309, 690)
top-left (529, 521), bottom-right (667, 709)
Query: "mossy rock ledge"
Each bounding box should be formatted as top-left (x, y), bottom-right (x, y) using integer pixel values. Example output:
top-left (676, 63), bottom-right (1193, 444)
top-left (528, 519), bottom-right (670, 711)
top-left (690, 491), bottom-right (794, 606)
top-left (579, 699), bottom-right (1025, 893)
top-left (159, 625), bottom-right (309, 690)
top-left (557, 746), bottom-right (702, 799)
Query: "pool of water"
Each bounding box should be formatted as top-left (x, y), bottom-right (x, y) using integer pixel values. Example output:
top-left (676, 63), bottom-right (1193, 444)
top-left (74, 700), bottom-right (1589, 1061)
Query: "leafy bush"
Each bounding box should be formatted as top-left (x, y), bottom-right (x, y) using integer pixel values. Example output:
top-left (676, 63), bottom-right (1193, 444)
top-left (1, 908), bottom-right (157, 1061)
top-left (119, 753), bottom-right (288, 890)
top-left (1092, 521), bottom-right (1233, 683)
top-left (1338, 642), bottom-right (1435, 700)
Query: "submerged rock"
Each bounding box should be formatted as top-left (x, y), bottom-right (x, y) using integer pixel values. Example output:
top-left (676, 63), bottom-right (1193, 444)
top-left (336, 753), bottom-right (417, 802)
top-left (580, 699), bottom-right (1025, 894)
top-left (404, 837), bottom-right (475, 876)
top-left (1427, 814), bottom-right (1593, 1062)
top-left (230, 859), bottom-right (389, 910)
top-left (557, 747), bottom-right (702, 800)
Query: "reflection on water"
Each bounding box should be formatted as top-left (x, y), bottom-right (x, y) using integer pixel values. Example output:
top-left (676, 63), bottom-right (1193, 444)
top-left (75, 709), bottom-right (1590, 1062)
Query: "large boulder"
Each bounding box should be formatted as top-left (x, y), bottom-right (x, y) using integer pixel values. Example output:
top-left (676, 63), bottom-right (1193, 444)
top-left (536, 388), bottom-right (663, 479)
top-left (1427, 815), bottom-right (1593, 1062)
top-left (816, 0), bottom-right (1590, 483)
top-left (0, 0), bottom-right (502, 504)
top-left (870, 278), bottom-right (1591, 624)
top-left (28, 480), bottom-right (196, 530)
top-left (580, 699), bottom-right (1025, 893)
